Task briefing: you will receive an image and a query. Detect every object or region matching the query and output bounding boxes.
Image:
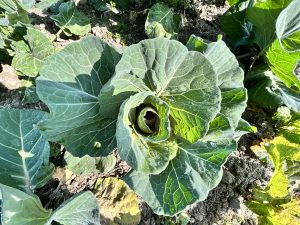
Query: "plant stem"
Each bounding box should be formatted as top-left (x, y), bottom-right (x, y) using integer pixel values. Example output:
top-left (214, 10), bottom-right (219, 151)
top-left (236, 52), bottom-right (253, 59)
top-left (51, 28), bottom-right (64, 42)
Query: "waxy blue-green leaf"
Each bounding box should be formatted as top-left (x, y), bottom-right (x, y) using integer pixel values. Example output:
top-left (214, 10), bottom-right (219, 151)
top-left (12, 26), bottom-right (54, 77)
top-left (246, 0), bottom-right (292, 53)
top-left (117, 92), bottom-right (177, 174)
top-left (99, 37), bottom-right (221, 144)
top-left (46, 191), bottom-right (101, 225)
top-left (186, 35), bottom-right (247, 129)
top-left (0, 184), bottom-right (52, 225)
top-left (247, 65), bottom-right (300, 112)
top-left (0, 109), bottom-right (54, 193)
top-left (0, 0), bottom-right (35, 24)
top-left (0, 185), bottom-right (101, 225)
top-left (36, 37), bottom-right (121, 157)
top-left (124, 139), bottom-right (237, 216)
top-left (50, 1), bottom-right (91, 36)
top-left (145, 3), bottom-right (180, 39)
top-left (276, 0), bottom-right (300, 52)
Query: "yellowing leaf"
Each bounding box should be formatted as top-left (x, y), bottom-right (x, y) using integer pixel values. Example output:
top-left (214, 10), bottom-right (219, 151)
top-left (94, 177), bottom-right (141, 225)
top-left (265, 136), bottom-right (300, 198)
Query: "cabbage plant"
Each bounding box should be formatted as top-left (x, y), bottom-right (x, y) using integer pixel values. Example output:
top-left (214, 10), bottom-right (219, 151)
top-left (36, 36), bottom-right (252, 215)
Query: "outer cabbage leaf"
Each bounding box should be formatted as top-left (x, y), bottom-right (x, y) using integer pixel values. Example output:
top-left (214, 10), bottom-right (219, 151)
top-left (124, 139), bottom-right (237, 215)
top-left (0, 109), bottom-right (54, 193)
top-left (246, 0), bottom-right (292, 53)
top-left (50, 1), bottom-right (91, 36)
top-left (36, 37), bottom-right (121, 157)
top-left (12, 26), bottom-right (54, 77)
top-left (145, 3), bottom-right (180, 39)
top-left (0, 184), bottom-right (51, 225)
top-left (0, 0), bottom-right (35, 24)
top-left (276, 0), bottom-right (300, 52)
top-left (220, 0), bottom-right (254, 48)
top-left (247, 65), bottom-right (300, 112)
top-left (99, 38), bottom-right (221, 144)
top-left (186, 35), bottom-right (247, 129)
top-left (266, 38), bottom-right (300, 90)
top-left (46, 191), bottom-right (101, 225)
top-left (0, 185), bottom-right (100, 225)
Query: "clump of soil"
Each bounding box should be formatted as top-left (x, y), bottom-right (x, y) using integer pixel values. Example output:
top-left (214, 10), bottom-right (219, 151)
top-left (179, 0), bottom-right (229, 43)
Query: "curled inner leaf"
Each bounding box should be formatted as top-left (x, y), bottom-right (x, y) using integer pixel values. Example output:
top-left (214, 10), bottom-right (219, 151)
top-left (117, 92), bottom-right (177, 174)
top-left (137, 106), bottom-right (159, 134)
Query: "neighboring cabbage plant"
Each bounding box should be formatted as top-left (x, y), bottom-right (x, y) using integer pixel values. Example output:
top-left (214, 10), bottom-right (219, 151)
top-left (36, 36), bottom-right (252, 215)
top-left (221, 0), bottom-right (300, 112)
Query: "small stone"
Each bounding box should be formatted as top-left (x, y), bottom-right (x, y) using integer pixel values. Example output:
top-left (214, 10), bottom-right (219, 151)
top-left (0, 65), bottom-right (21, 90)
top-left (222, 171), bottom-right (235, 184)
top-left (228, 196), bottom-right (241, 209)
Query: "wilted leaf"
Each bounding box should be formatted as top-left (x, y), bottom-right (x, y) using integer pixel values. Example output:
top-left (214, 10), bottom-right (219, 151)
top-left (145, 3), bottom-right (180, 39)
top-left (0, 109), bottom-right (54, 193)
top-left (64, 151), bottom-right (116, 175)
top-left (94, 177), bottom-right (141, 225)
top-left (50, 1), bottom-right (91, 36)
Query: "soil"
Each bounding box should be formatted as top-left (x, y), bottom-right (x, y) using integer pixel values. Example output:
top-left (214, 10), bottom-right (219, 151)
top-left (0, 0), bottom-right (274, 225)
